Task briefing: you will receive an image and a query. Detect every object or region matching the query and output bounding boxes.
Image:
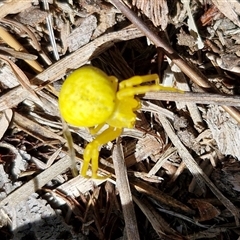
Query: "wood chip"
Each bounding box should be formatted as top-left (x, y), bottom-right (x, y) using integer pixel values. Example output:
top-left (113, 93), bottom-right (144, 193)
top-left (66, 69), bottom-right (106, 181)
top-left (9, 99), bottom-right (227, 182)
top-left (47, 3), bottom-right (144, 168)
top-left (0, 109), bottom-right (12, 140)
top-left (212, 0), bottom-right (240, 28)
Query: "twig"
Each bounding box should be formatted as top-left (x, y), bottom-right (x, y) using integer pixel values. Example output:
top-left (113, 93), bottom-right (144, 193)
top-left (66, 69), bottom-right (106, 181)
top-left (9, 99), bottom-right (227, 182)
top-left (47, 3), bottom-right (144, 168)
top-left (0, 46), bottom-right (37, 60)
top-left (112, 140), bottom-right (140, 240)
top-left (42, 0), bottom-right (60, 61)
top-left (110, 0), bottom-right (240, 123)
top-left (13, 112), bottom-right (83, 154)
top-left (144, 91), bottom-right (240, 106)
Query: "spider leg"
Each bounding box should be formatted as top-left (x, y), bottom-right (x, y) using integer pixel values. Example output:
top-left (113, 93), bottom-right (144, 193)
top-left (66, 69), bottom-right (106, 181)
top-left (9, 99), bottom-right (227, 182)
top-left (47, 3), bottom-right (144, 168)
top-left (62, 118), bottom-right (78, 177)
top-left (117, 84), bottom-right (182, 99)
top-left (117, 74), bottom-right (182, 99)
top-left (89, 123), bottom-right (105, 135)
top-left (119, 74), bottom-right (159, 89)
top-left (81, 126), bottom-right (122, 178)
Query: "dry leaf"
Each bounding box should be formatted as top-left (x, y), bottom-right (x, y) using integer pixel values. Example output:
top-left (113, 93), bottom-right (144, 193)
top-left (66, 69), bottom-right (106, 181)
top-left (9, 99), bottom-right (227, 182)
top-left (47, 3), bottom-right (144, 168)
top-left (211, 161), bottom-right (240, 199)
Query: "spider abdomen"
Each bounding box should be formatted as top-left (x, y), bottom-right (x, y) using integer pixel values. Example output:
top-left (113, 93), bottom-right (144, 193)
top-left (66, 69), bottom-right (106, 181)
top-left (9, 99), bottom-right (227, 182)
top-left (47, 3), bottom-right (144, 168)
top-left (59, 66), bottom-right (116, 127)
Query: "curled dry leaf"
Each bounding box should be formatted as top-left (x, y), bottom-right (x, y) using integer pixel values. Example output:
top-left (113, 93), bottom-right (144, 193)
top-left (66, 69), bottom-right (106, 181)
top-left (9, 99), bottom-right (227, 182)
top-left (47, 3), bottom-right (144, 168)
top-left (211, 161), bottom-right (240, 199)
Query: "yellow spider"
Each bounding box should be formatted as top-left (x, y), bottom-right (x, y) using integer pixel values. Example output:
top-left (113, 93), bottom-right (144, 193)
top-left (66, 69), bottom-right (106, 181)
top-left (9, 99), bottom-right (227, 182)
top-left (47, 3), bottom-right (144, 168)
top-left (59, 66), bottom-right (179, 178)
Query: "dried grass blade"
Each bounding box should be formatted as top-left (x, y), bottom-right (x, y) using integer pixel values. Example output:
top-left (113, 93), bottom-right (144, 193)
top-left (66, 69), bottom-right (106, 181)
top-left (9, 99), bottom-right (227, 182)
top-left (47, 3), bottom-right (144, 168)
top-left (0, 26), bottom-right (43, 72)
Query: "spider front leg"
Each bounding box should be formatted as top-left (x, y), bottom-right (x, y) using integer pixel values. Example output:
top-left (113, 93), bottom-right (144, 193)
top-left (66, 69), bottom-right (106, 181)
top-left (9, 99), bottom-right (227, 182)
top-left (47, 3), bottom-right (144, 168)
top-left (117, 74), bottom-right (183, 99)
top-left (81, 126), bottom-right (122, 178)
top-left (119, 74), bottom-right (160, 89)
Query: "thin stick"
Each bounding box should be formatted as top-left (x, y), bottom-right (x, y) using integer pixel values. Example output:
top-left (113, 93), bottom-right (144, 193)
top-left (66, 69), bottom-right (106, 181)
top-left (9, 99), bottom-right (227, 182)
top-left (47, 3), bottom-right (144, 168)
top-left (144, 91), bottom-right (240, 107)
top-left (112, 140), bottom-right (140, 240)
top-left (42, 0), bottom-right (60, 61)
top-left (110, 0), bottom-right (240, 123)
top-left (0, 46), bottom-right (38, 60)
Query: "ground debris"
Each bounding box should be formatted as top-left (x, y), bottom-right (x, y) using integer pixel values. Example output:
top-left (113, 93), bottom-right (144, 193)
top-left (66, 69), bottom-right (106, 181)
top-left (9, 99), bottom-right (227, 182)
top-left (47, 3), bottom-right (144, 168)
top-left (207, 105), bottom-right (240, 159)
top-left (6, 193), bottom-right (85, 240)
top-left (0, 0), bottom-right (240, 239)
